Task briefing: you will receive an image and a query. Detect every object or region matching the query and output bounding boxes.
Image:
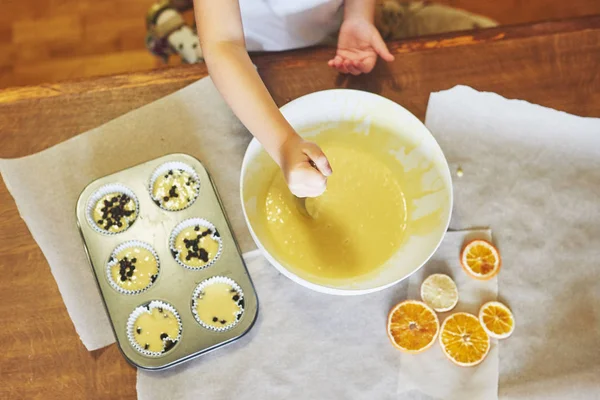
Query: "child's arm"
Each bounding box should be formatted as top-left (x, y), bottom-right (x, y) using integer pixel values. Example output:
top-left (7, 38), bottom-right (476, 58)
top-left (329, 0), bottom-right (395, 74)
top-left (193, 0), bottom-right (332, 198)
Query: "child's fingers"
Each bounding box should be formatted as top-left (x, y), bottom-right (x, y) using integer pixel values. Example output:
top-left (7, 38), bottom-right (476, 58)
top-left (291, 185), bottom-right (326, 198)
top-left (343, 60), bottom-right (361, 76)
top-left (333, 56), bottom-right (349, 74)
top-left (288, 167), bottom-right (327, 197)
top-left (348, 66), bottom-right (362, 75)
top-left (302, 170), bottom-right (327, 196)
top-left (333, 56), bottom-right (351, 74)
top-left (303, 142), bottom-right (333, 176)
top-left (337, 64), bottom-right (350, 74)
top-left (328, 56), bottom-right (340, 67)
top-left (352, 60), bottom-right (368, 73)
top-left (372, 34), bottom-right (395, 62)
top-left (328, 57), bottom-right (341, 70)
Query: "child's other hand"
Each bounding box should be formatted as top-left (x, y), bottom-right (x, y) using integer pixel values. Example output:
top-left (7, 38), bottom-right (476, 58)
top-left (279, 135), bottom-right (333, 198)
top-left (328, 18), bottom-right (394, 75)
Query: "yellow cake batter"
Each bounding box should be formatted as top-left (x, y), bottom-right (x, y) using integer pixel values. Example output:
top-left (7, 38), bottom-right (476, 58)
top-left (132, 306), bottom-right (180, 353)
top-left (110, 246), bottom-right (158, 292)
top-left (152, 168), bottom-right (199, 210)
top-left (249, 122), bottom-right (447, 284)
top-left (173, 225), bottom-right (220, 268)
top-left (194, 281), bottom-right (243, 329)
top-left (92, 193), bottom-right (137, 233)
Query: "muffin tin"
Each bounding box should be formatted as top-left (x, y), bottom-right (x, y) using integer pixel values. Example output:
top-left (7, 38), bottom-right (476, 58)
top-left (76, 153), bottom-right (258, 370)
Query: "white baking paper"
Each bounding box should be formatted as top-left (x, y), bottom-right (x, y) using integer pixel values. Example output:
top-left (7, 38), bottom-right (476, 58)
top-left (425, 86), bottom-right (600, 400)
top-left (137, 230), bottom-right (488, 400)
top-left (3, 81), bottom-right (599, 399)
top-left (397, 229), bottom-right (498, 400)
top-left (0, 77), bottom-right (253, 350)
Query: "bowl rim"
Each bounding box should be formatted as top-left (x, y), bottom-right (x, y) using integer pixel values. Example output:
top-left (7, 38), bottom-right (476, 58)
top-left (240, 88), bottom-right (453, 295)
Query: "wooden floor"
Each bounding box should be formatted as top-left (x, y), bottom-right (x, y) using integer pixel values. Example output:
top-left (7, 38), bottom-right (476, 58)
top-left (1, 0), bottom-right (599, 89)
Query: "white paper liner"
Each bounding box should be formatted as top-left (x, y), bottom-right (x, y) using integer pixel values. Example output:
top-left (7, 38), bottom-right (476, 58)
top-left (106, 241), bottom-right (160, 295)
top-left (148, 162), bottom-right (201, 211)
top-left (126, 300), bottom-right (182, 357)
top-left (86, 183), bottom-right (139, 235)
top-left (169, 218), bottom-right (223, 270)
top-left (191, 276), bottom-right (244, 332)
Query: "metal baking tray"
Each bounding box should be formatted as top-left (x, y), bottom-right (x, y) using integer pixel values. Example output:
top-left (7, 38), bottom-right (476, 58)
top-left (76, 153), bottom-right (258, 370)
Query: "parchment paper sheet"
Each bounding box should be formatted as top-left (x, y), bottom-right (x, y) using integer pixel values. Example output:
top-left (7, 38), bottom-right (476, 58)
top-left (3, 81), bottom-right (599, 399)
top-left (397, 230), bottom-right (498, 400)
top-left (425, 86), bottom-right (600, 400)
top-left (0, 78), bottom-right (253, 350)
top-left (137, 230), bottom-right (490, 400)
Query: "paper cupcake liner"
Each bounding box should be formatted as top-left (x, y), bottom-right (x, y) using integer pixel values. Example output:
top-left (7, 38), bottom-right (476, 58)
top-left (191, 276), bottom-right (245, 332)
top-left (148, 162), bottom-right (201, 211)
top-left (126, 300), bottom-right (182, 357)
top-left (169, 218), bottom-right (223, 270)
top-left (86, 183), bottom-right (139, 235)
top-left (106, 240), bottom-right (160, 295)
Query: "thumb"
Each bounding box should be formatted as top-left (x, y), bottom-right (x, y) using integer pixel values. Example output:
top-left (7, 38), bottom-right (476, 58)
top-left (286, 164), bottom-right (327, 198)
top-left (372, 32), bottom-right (395, 62)
top-left (302, 142), bottom-right (333, 176)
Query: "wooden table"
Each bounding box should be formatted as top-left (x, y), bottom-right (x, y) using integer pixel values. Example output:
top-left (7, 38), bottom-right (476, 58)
top-left (1, 16), bottom-right (599, 400)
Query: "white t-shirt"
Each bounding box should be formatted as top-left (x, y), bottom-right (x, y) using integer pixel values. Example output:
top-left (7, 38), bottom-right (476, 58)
top-left (239, 0), bottom-right (344, 51)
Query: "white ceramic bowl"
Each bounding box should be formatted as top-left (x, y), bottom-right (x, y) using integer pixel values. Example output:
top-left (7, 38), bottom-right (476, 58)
top-left (240, 89), bottom-right (452, 295)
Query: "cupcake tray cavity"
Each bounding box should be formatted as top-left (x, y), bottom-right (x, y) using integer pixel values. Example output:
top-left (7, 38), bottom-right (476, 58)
top-left (76, 153), bottom-right (258, 371)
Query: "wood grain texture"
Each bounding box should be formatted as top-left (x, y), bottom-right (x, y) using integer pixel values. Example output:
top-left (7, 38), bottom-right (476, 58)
top-left (437, 0), bottom-right (600, 25)
top-left (0, 18), bottom-right (599, 399)
top-left (1, 0), bottom-right (600, 88)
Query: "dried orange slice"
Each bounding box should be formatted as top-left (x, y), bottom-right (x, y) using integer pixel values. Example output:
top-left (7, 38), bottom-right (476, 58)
top-left (439, 312), bottom-right (490, 367)
top-left (420, 274), bottom-right (459, 312)
top-left (479, 301), bottom-right (515, 339)
top-left (387, 300), bottom-right (439, 353)
top-left (460, 239), bottom-right (501, 280)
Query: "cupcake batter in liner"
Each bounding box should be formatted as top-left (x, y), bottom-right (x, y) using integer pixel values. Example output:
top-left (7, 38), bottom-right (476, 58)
top-left (169, 218), bottom-right (222, 270)
top-left (106, 241), bottom-right (160, 295)
top-left (191, 276), bottom-right (244, 332)
top-left (86, 184), bottom-right (139, 235)
top-left (149, 162), bottom-right (201, 211)
top-left (127, 300), bottom-right (182, 357)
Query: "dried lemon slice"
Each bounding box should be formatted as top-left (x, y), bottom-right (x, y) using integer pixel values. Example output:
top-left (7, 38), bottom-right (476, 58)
top-left (420, 273), bottom-right (459, 312)
top-left (439, 312), bottom-right (490, 367)
top-left (460, 239), bottom-right (501, 280)
top-left (479, 301), bottom-right (515, 339)
top-left (387, 300), bottom-right (439, 353)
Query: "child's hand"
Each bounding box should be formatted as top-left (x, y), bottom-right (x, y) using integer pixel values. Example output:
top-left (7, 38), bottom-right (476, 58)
top-left (328, 18), bottom-right (395, 75)
top-left (278, 135), bottom-right (333, 198)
